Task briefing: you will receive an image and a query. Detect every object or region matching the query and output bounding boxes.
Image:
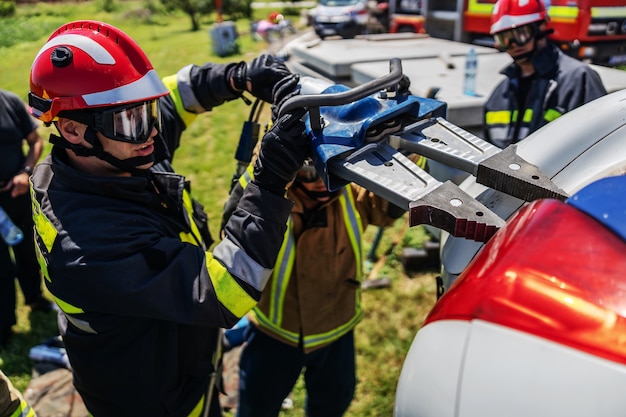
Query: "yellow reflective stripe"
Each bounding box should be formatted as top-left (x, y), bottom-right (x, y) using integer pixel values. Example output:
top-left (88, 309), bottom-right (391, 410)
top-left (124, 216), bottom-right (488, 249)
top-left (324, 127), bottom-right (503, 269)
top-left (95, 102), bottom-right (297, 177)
top-left (466, 0), bottom-right (494, 15)
top-left (253, 307), bottom-right (300, 344)
top-left (544, 108), bottom-right (562, 122)
top-left (207, 252), bottom-right (256, 317)
top-left (186, 394), bottom-right (205, 417)
top-left (179, 190), bottom-right (202, 246)
top-left (162, 74), bottom-right (198, 128)
top-left (339, 188), bottom-right (363, 282)
top-left (33, 238), bottom-right (50, 283)
top-left (303, 309), bottom-right (362, 349)
top-left (414, 155), bottom-right (427, 170)
top-left (31, 184), bottom-right (56, 283)
top-left (54, 296), bottom-right (84, 314)
top-left (522, 108), bottom-right (533, 123)
top-left (238, 165), bottom-right (254, 189)
top-left (548, 5), bottom-right (578, 20)
top-left (10, 400), bottom-right (36, 417)
top-left (254, 187), bottom-right (364, 349)
top-left (485, 110), bottom-right (512, 125)
top-left (591, 6), bottom-right (626, 18)
top-left (269, 217), bottom-right (295, 325)
top-left (30, 186), bottom-right (57, 253)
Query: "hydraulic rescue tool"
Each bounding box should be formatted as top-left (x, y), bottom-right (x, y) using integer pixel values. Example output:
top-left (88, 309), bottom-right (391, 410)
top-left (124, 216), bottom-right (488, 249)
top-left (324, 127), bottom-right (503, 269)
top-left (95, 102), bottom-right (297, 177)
top-left (276, 58), bottom-right (568, 243)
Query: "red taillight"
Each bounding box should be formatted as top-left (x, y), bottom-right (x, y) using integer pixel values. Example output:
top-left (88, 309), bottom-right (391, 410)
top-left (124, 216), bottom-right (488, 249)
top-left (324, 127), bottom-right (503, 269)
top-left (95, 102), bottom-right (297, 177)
top-left (426, 199), bottom-right (626, 364)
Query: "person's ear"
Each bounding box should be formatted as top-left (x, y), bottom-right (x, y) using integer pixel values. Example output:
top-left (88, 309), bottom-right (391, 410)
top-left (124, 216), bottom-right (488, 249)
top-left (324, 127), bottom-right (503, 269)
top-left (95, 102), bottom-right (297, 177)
top-left (57, 118), bottom-right (87, 145)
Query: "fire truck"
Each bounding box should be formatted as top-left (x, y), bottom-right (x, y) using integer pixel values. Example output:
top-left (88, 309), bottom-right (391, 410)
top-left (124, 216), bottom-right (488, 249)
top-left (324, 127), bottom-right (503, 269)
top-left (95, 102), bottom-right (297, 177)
top-left (365, 0), bottom-right (426, 35)
top-left (423, 0), bottom-right (626, 66)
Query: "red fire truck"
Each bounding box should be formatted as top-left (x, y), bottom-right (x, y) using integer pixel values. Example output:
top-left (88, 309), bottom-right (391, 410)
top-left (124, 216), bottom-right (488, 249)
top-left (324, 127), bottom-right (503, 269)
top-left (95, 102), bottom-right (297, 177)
top-left (366, 0), bottom-right (426, 35)
top-left (423, 0), bottom-right (626, 66)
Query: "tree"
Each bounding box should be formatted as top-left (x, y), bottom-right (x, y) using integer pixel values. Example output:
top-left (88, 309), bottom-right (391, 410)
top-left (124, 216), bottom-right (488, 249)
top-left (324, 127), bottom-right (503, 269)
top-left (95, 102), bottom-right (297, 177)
top-left (160, 0), bottom-right (212, 31)
top-left (160, 0), bottom-right (251, 31)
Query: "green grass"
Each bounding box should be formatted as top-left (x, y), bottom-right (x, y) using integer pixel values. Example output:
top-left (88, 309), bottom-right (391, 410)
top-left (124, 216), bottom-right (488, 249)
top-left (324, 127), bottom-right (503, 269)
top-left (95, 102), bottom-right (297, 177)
top-left (0, 2), bottom-right (437, 415)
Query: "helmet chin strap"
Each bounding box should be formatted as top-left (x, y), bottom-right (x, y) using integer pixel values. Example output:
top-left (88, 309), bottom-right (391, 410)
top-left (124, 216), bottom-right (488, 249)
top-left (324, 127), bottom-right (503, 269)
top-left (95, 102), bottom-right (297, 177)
top-left (50, 127), bottom-right (154, 176)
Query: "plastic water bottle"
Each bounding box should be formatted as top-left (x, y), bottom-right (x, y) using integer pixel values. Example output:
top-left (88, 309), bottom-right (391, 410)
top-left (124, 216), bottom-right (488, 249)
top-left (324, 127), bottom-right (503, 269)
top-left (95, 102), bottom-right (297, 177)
top-left (0, 206), bottom-right (23, 246)
top-left (464, 48), bottom-right (477, 96)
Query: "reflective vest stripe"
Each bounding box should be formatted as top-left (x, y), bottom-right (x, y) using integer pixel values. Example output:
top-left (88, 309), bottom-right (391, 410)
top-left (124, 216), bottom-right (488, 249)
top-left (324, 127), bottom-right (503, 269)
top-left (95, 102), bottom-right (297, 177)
top-left (255, 187), bottom-right (363, 349)
top-left (544, 108), bottom-right (562, 123)
top-left (339, 187), bottom-right (363, 282)
top-left (162, 73), bottom-right (198, 128)
top-left (413, 155), bottom-right (428, 170)
top-left (486, 109), bottom-right (534, 125)
top-left (30, 185), bottom-right (57, 253)
top-left (179, 190), bottom-right (203, 246)
top-left (269, 217), bottom-right (295, 324)
top-left (522, 109), bottom-right (533, 123)
top-left (238, 166), bottom-right (253, 189)
top-left (206, 252), bottom-right (257, 317)
top-left (186, 394), bottom-right (205, 417)
top-left (254, 310), bottom-right (300, 345)
top-left (303, 307), bottom-right (362, 349)
top-left (485, 110), bottom-right (511, 125)
top-left (10, 400), bottom-right (36, 417)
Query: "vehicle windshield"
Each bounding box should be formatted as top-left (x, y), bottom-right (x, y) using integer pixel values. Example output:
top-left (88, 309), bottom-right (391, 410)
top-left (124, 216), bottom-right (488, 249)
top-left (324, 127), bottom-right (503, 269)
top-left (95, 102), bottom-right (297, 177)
top-left (319, 0), bottom-right (362, 6)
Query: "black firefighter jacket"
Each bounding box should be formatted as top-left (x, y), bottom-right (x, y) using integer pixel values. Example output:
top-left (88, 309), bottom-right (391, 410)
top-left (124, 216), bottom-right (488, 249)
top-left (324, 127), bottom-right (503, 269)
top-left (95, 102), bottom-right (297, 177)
top-left (483, 43), bottom-right (607, 149)
top-left (30, 63), bottom-right (293, 417)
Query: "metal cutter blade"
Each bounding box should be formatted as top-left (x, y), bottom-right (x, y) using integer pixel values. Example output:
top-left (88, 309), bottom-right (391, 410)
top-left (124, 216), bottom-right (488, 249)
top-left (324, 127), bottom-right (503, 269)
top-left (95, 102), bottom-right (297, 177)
top-left (327, 142), bottom-right (505, 243)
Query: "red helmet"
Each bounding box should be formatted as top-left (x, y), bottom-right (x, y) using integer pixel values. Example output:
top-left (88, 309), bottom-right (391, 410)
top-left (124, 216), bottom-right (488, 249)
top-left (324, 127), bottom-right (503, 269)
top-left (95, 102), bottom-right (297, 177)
top-left (29, 20), bottom-right (169, 123)
top-left (490, 0), bottom-right (548, 34)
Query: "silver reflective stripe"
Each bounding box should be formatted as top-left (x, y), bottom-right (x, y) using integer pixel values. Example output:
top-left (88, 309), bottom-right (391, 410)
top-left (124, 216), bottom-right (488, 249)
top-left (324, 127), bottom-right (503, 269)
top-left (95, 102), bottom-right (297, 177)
top-left (176, 64), bottom-right (205, 114)
top-left (518, 126), bottom-right (530, 140)
top-left (34, 34), bottom-right (115, 65)
top-left (65, 313), bottom-right (97, 334)
top-left (82, 70), bottom-right (168, 106)
top-left (213, 237), bottom-right (272, 291)
top-left (13, 400), bottom-right (35, 417)
top-left (341, 188), bottom-right (362, 248)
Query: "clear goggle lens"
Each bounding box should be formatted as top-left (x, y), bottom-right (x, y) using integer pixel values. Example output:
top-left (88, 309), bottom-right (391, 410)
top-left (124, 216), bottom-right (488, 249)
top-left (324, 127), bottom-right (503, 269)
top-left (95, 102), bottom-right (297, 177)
top-left (98, 99), bottom-right (161, 144)
top-left (494, 25), bottom-right (535, 49)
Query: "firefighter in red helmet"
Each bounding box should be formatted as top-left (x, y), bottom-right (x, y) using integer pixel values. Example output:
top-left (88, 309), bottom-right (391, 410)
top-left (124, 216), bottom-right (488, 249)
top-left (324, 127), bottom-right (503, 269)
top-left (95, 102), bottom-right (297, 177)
top-left (483, 0), bottom-right (607, 148)
top-left (28, 20), bottom-right (309, 417)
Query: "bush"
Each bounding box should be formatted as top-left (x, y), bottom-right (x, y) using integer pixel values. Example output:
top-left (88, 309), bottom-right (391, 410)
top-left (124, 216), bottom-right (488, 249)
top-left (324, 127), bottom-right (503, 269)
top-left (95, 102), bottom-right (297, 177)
top-left (97, 0), bottom-right (118, 13)
top-left (0, 0), bottom-right (16, 17)
top-left (223, 0), bottom-right (251, 19)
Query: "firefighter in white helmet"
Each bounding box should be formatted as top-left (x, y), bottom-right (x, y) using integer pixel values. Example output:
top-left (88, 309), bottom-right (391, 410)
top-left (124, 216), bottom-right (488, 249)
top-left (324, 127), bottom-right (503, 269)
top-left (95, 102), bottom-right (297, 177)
top-left (483, 0), bottom-right (607, 149)
top-left (28, 20), bottom-right (309, 417)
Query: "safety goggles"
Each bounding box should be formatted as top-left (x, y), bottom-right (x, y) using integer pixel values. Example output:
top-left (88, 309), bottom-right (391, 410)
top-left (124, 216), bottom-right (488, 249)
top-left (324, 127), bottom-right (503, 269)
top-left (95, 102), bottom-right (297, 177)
top-left (90, 99), bottom-right (162, 144)
top-left (493, 24), bottom-right (536, 49)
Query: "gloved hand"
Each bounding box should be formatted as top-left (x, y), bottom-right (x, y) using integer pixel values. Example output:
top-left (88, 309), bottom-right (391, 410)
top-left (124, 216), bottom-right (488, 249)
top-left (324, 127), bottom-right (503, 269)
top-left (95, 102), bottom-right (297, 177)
top-left (229, 54), bottom-right (294, 104)
top-left (252, 107), bottom-right (310, 195)
top-left (271, 73), bottom-right (301, 122)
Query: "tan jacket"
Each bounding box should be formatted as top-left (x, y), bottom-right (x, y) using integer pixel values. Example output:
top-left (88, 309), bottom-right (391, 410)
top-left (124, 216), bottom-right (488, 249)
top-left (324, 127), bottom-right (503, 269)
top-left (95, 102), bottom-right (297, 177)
top-left (0, 370), bottom-right (35, 417)
top-left (250, 183), bottom-right (399, 352)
